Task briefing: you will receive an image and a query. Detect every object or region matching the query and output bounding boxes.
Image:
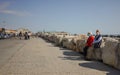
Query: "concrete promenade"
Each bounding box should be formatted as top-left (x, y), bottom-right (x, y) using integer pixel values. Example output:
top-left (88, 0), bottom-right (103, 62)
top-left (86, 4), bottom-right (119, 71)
top-left (0, 38), bottom-right (120, 75)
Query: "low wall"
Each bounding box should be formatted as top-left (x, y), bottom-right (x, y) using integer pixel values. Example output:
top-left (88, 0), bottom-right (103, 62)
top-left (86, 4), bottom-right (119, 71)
top-left (39, 32), bottom-right (120, 70)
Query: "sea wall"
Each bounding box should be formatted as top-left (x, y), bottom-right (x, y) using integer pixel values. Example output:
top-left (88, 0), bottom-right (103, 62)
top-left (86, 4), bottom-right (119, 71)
top-left (39, 32), bottom-right (120, 70)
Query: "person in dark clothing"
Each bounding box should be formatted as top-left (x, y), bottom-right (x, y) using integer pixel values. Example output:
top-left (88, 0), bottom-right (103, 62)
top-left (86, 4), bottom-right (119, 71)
top-left (93, 30), bottom-right (102, 48)
top-left (19, 32), bottom-right (22, 40)
top-left (83, 32), bottom-right (94, 59)
top-left (24, 32), bottom-right (28, 40)
top-left (28, 32), bottom-right (31, 39)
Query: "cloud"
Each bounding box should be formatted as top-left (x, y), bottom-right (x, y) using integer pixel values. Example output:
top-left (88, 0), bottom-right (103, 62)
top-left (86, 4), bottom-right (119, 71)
top-left (0, 10), bottom-right (32, 16)
top-left (0, 1), bottom-right (32, 16)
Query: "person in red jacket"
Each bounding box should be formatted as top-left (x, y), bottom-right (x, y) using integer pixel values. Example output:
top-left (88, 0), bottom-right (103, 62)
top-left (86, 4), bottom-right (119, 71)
top-left (83, 32), bottom-right (94, 59)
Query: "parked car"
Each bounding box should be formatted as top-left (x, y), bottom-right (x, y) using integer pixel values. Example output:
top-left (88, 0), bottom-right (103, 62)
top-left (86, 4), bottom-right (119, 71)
top-left (0, 33), bottom-right (11, 39)
top-left (4, 34), bottom-right (9, 39)
top-left (0, 33), bottom-right (4, 39)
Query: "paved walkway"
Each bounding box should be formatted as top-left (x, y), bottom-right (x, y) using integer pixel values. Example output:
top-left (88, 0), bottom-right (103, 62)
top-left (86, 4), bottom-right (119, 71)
top-left (0, 38), bottom-right (120, 75)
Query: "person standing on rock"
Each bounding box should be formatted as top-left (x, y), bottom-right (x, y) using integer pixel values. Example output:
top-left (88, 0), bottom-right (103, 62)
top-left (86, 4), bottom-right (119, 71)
top-left (93, 30), bottom-right (102, 48)
top-left (83, 32), bottom-right (94, 59)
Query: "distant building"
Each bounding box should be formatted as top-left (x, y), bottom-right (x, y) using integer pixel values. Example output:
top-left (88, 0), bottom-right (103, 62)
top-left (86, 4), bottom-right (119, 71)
top-left (5, 29), bottom-right (17, 34)
top-left (0, 28), bottom-right (2, 32)
top-left (17, 28), bottom-right (31, 33)
top-left (0, 27), bottom-right (17, 34)
top-left (0, 28), bottom-right (5, 34)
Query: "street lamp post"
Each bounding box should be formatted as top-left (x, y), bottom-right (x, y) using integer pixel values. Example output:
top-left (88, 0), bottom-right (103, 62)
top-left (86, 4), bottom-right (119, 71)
top-left (2, 21), bottom-right (6, 34)
top-left (3, 21), bottom-right (6, 28)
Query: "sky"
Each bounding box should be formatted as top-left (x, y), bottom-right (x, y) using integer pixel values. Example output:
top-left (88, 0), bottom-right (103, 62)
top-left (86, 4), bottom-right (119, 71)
top-left (0, 0), bottom-right (120, 34)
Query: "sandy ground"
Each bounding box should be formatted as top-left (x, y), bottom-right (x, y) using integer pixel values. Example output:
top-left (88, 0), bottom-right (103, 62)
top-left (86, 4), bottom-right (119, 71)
top-left (0, 38), bottom-right (120, 75)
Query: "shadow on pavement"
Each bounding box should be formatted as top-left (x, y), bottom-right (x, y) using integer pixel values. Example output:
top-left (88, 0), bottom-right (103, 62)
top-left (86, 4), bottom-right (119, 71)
top-left (59, 46), bottom-right (120, 75)
top-left (44, 40), bottom-right (120, 75)
top-left (79, 61), bottom-right (120, 75)
top-left (63, 51), bottom-right (81, 56)
top-left (58, 56), bottom-right (84, 61)
top-left (58, 47), bottom-right (84, 61)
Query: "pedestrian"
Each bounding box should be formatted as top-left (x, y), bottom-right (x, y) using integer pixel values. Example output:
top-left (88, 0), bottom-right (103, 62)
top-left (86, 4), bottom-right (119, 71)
top-left (24, 32), bottom-right (28, 40)
top-left (83, 32), bottom-right (94, 60)
top-left (93, 30), bottom-right (102, 48)
top-left (19, 31), bottom-right (22, 40)
top-left (28, 32), bottom-right (31, 39)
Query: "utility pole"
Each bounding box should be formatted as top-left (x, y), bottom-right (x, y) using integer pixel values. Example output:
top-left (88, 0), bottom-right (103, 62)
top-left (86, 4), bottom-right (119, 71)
top-left (3, 20), bottom-right (6, 28)
top-left (2, 20), bottom-right (6, 34)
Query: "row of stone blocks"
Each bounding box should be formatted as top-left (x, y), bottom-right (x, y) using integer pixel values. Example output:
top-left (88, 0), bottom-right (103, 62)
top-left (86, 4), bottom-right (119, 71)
top-left (39, 32), bottom-right (120, 70)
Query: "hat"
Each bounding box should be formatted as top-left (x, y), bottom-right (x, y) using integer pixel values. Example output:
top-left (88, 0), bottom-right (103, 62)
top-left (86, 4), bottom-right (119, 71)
top-left (88, 32), bottom-right (92, 35)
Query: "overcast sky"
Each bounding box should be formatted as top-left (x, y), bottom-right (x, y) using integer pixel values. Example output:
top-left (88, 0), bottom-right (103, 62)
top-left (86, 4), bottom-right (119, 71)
top-left (0, 0), bottom-right (120, 34)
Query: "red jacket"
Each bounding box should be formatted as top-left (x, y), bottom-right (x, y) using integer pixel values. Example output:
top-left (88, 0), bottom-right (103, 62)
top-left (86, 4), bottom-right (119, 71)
top-left (86, 35), bottom-right (94, 47)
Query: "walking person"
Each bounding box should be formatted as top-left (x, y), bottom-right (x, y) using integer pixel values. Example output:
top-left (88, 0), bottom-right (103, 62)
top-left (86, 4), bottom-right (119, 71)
top-left (83, 32), bottom-right (94, 60)
top-left (19, 31), bottom-right (22, 40)
top-left (28, 32), bottom-right (31, 39)
top-left (24, 32), bottom-right (28, 40)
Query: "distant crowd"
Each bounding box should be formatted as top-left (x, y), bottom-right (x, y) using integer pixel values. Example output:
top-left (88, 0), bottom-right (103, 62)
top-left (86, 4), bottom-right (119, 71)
top-left (0, 31), bottom-right (32, 40)
top-left (18, 32), bottom-right (31, 40)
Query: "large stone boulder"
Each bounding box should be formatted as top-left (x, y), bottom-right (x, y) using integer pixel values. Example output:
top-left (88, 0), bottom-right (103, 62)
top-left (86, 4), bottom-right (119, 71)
top-left (72, 34), bottom-right (87, 52)
top-left (116, 43), bottom-right (120, 69)
top-left (62, 38), bottom-right (69, 48)
top-left (69, 38), bottom-right (77, 51)
top-left (62, 36), bottom-right (76, 48)
top-left (86, 39), bottom-right (105, 60)
top-left (102, 37), bottom-right (119, 68)
top-left (54, 35), bottom-right (63, 46)
top-left (76, 39), bottom-right (86, 52)
top-left (86, 47), bottom-right (94, 59)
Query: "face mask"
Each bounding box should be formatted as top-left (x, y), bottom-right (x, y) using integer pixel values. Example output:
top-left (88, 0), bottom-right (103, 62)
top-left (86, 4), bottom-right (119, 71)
top-left (87, 34), bottom-right (90, 36)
